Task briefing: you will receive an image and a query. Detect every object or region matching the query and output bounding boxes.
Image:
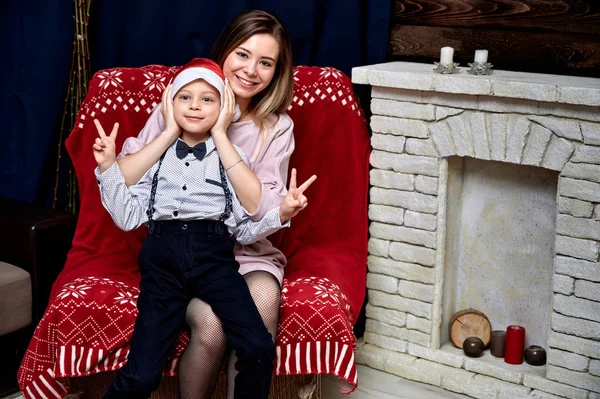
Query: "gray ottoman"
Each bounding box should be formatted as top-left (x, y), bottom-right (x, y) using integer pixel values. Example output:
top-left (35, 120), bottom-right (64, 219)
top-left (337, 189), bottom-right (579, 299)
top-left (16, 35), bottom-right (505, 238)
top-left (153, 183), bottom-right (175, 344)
top-left (0, 261), bottom-right (32, 336)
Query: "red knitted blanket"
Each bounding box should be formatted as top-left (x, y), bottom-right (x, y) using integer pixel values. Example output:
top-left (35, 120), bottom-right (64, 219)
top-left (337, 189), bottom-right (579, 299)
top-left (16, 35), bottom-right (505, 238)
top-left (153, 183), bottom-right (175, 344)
top-left (18, 65), bottom-right (369, 398)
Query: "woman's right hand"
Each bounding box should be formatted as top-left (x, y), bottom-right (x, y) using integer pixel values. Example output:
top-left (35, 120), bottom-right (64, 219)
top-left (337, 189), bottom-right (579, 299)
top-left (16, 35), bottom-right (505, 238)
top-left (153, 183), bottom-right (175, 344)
top-left (161, 84), bottom-right (181, 139)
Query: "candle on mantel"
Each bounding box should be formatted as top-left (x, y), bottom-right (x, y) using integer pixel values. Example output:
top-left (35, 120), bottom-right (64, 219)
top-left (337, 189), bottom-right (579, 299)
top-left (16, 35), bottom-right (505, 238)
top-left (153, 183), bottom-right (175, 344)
top-left (440, 47), bottom-right (454, 65)
top-left (491, 330), bottom-right (506, 358)
top-left (504, 325), bottom-right (526, 365)
top-left (474, 49), bottom-right (489, 64)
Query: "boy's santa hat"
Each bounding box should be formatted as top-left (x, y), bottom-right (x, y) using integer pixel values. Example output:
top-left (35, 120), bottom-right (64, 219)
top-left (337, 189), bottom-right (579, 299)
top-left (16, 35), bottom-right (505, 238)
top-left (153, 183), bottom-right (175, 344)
top-left (170, 57), bottom-right (241, 120)
top-left (171, 58), bottom-right (225, 102)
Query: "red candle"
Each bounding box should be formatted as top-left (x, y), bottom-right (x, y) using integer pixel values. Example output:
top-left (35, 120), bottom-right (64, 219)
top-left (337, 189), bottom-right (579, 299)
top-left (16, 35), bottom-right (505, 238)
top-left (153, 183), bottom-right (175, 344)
top-left (505, 325), bottom-right (526, 364)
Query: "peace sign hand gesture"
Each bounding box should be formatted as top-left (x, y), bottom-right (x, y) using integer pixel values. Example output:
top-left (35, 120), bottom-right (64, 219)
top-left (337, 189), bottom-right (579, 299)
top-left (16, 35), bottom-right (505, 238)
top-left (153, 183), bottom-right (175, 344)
top-left (92, 119), bottom-right (119, 173)
top-left (279, 169), bottom-right (317, 223)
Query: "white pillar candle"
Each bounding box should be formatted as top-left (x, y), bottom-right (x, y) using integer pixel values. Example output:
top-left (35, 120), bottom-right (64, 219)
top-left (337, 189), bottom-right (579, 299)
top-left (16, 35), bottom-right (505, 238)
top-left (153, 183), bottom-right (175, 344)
top-left (440, 47), bottom-right (454, 65)
top-left (474, 49), bottom-right (488, 63)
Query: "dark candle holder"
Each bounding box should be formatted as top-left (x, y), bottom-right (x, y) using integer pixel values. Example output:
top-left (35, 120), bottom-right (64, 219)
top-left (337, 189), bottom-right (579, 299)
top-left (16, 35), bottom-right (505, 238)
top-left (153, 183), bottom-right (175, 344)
top-left (463, 337), bottom-right (485, 358)
top-left (524, 345), bottom-right (547, 366)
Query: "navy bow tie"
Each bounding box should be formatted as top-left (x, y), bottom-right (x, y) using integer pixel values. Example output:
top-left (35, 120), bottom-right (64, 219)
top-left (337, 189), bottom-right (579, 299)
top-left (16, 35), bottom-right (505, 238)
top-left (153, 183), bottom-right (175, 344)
top-left (176, 140), bottom-right (207, 161)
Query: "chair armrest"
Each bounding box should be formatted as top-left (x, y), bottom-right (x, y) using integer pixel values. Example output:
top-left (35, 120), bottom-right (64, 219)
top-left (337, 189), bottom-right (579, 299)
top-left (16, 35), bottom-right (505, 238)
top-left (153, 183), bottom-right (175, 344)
top-left (0, 197), bottom-right (77, 323)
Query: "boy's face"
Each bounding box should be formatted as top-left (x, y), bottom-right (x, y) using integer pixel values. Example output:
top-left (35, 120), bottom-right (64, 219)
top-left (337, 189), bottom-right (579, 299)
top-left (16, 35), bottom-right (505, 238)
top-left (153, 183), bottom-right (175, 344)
top-left (173, 79), bottom-right (221, 134)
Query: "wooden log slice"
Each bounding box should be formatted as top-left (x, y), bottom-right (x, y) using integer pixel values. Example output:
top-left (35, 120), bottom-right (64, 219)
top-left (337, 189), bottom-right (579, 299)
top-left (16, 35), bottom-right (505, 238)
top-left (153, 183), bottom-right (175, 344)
top-left (449, 309), bottom-right (492, 349)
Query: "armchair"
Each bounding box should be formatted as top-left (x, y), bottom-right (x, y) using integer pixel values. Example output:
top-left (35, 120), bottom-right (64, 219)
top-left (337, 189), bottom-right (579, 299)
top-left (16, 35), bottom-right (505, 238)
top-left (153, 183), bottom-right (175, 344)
top-left (17, 64), bottom-right (370, 398)
top-left (0, 197), bottom-right (76, 396)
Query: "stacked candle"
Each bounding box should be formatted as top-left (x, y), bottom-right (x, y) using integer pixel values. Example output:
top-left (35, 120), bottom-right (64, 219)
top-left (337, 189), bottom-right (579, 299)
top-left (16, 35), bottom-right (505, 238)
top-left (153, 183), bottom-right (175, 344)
top-left (440, 47), bottom-right (454, 65)
top-left (474, 49), bottom-right (488, 64)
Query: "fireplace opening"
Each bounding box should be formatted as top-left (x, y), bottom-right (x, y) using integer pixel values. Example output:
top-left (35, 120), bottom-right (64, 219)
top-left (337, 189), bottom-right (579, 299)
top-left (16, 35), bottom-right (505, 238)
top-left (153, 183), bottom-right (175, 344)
top-left (441, 157), bottom-right (559, 362)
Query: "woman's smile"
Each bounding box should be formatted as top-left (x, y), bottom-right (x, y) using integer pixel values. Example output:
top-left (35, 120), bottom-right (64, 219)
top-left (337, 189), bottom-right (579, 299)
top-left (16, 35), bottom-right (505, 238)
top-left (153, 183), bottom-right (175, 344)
top-left (235, 75), bottom-right (258, 87)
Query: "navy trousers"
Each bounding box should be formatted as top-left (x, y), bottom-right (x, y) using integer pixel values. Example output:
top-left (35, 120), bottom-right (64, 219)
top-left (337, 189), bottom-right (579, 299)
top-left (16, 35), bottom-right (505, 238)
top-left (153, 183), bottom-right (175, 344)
top-left (103, 220), bottom-right (274, 399)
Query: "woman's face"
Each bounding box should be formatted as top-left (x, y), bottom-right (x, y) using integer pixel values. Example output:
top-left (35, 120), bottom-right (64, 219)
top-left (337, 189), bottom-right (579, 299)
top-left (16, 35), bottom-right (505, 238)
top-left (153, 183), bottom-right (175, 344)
top-left (222, 33), bottom-right (280, 100)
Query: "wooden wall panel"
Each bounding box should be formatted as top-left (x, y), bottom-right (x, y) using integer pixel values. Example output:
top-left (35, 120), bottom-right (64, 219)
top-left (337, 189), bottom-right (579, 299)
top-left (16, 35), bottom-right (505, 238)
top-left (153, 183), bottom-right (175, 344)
top-left (388, 0), bottom-right (600, 77)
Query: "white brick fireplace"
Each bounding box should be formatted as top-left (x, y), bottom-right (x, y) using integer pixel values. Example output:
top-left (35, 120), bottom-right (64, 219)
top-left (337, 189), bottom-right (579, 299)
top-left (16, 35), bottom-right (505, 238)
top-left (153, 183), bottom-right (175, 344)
top-left (352, 62), bottom-right (600, 399)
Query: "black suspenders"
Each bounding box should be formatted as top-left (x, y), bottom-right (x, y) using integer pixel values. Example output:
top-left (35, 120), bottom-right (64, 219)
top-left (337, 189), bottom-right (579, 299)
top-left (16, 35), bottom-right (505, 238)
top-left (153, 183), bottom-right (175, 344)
top-left (146, 153), bottom-right (166, 234)
top-left (146, 151), bottom-right (233, 234)
top-left (217, 160), bottom-right (232, 223)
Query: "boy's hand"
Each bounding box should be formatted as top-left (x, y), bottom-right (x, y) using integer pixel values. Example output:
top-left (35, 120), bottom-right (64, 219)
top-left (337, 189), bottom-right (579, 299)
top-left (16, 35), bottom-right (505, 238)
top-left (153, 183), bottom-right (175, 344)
top-left (93, 119), bottom-right (119, 173)
top-left (211, 80), bottom-right (236, 137)
top-left (279, 169), bottom-right (317, 223)
top-left (161, 84), bottom-right (181, 139)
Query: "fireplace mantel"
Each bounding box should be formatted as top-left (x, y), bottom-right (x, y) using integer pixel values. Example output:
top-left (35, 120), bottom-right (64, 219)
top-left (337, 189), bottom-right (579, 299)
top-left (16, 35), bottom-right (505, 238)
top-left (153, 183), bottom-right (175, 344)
top-left (353, 62), bottom-right (600, 399)
top-left (353, 62), bottom-right (600, 107)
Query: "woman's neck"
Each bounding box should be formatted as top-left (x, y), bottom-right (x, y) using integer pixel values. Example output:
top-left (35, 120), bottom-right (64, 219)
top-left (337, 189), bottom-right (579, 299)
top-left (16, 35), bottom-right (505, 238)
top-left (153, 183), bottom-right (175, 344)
top-left (236, 96), bottom-right (251, 116)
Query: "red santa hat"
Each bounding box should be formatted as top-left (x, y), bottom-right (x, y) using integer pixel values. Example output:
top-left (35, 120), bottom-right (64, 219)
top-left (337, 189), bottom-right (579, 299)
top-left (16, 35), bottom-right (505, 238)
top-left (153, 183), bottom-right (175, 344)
top-left (170, 57), bottom-right (241, 120)
top-left (171, 58), bottom-right (225, 103)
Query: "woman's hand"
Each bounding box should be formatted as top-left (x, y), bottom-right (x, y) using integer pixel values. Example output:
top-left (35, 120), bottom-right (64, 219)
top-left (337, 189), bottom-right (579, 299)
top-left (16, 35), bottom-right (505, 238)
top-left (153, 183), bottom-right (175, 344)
top-left (93, 119), bottom-right (119, 173)
top-left (160, 84), bottom-right (181, 139)
top-left (279, 169), bottom-right (317, 222)
top-left (211, 79), bottom-right (236, 137)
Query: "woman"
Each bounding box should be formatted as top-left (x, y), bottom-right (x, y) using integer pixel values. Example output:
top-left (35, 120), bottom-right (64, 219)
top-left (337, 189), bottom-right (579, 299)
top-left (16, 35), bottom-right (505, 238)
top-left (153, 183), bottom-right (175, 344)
top-left (116, 10), bottom-right (315, 398)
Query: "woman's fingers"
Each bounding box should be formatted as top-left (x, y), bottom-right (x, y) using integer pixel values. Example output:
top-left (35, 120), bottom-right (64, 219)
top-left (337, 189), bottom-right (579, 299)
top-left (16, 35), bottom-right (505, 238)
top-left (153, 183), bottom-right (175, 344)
top-left (161, 86), bottom-right (168, 113)
top-left (167, 86), bottom-right (173, 112)
top-left (162, 85), bottom-right (173, 116)
top-left (162, 84), bottom-right (170, 103)
top-left (223, 84), bottom-right (230, 111)
top-left (299, 195), bottom-right (307, 207)
top-left (228, 84), bottom-right (235, 113)
top-left (289, 168), bottom-right (297, 190)
top-left (222, 82), bottom-right (235, 115)
top-left (297, 174), bottom-right (317, 194)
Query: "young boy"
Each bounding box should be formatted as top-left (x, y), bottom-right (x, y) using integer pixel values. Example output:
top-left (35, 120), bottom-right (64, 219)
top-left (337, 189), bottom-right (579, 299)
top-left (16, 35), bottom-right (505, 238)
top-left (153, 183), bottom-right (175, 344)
top-left (93, 58), bottom-right (294, 399)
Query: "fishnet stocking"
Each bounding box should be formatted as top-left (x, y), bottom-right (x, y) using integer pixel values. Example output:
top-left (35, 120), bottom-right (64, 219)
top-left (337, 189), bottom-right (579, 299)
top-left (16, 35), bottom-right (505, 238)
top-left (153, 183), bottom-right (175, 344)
top-left (178, 298), bottom-right (227, 399)
top-left (178, 271), bottom-right (281, 399)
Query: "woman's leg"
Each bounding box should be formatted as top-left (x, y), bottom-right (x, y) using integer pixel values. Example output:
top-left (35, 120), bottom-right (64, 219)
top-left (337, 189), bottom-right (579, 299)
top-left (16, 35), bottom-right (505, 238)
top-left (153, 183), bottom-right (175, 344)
top-left (226, 271), bottom-right (281, 399)
top-left (178, 298), bottom-right (227, 399)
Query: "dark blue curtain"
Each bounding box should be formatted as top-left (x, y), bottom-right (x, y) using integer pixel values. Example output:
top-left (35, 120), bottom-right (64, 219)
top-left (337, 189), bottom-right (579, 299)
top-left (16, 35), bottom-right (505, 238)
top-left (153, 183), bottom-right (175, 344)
top-left (1, 0), bottom-right (390, 203)
top-left (90, 1), bottom-right (390, 77)
top-left (1, 1), bottom-right (74, 203)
